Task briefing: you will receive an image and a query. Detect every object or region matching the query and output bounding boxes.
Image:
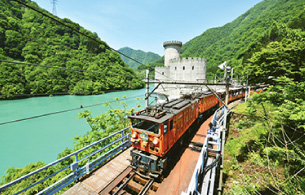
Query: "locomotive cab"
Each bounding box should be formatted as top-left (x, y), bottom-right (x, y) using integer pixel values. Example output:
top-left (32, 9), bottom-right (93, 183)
top-left (130, 118), bottom-right (162, 155)
top-left (128, 99), bottom-right (198, 178)
top-left (128, 113), bottom-right (174, 178)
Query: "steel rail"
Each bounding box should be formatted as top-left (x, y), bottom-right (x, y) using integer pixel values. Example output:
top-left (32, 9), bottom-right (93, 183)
top-left (139, 179), bottom-right (154, 195)
top-left (112, 172), bottom-right (136, 195)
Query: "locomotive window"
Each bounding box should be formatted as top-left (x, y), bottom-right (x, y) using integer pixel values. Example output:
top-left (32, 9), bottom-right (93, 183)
top-left (164, 123), bottom-right (168, 134)
top-left (170, 120), bottom-right (173, 130)
top-left (131, 119), bottom-right (160, 134)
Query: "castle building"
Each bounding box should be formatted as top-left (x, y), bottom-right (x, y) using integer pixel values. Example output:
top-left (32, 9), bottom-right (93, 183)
top-left (154, 41), bottom-right (207, 101)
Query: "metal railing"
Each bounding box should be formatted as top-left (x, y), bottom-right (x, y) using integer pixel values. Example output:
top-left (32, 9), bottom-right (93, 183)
top-left (182, 106), bottom-right (227, 195)
top-left (0, 127), bottom-right (130, 195)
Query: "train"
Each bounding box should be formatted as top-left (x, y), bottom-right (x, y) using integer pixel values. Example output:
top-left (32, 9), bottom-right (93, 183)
top-left (128, 87), bottom-right (246, 178)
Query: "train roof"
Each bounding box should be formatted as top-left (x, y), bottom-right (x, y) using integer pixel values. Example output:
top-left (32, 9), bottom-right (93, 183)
top-left (129, 98), bottom-right (196, 124)
top-left (129, 91), bottom-right (219, 123)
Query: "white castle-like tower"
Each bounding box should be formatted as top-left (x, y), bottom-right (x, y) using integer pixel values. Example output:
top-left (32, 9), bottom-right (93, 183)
top-left (155, 41), bottom-right (207, 102)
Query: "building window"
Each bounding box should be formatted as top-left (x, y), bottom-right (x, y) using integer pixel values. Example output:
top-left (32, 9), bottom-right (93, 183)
top-left (183, 66), bottom-right (185, 70)
top-left (192, 66), bottom-right (194, 70)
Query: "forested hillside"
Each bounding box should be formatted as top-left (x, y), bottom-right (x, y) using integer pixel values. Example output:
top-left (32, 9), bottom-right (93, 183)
top-left (118, 47), bottom-right (160, 69)
top-left (223, 4), bottom-right (305, 194)
top-left (0, 0), bottom-right (144, 99)
top-left (181, 0), bottom-right (305, 78)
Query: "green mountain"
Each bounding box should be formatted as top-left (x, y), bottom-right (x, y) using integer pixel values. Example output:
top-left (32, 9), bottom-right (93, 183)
top-left (0, 0), bottom-right (144, 98)
top-left (180, 0), bottom-right (305, 78)
top-left (118, 47), bottom-right (161, 69)
top-left (223, 11), bottom-right (305, 193)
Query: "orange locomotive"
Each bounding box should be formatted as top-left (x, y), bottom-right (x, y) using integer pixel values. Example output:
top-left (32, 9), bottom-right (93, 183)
top-left (128, 88), bottom-right (245, 178)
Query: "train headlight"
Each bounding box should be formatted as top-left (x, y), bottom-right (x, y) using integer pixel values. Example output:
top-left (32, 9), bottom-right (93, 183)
top-left (132, 132), bottom-right (137, 139)
top-left (153, 138), bottom-right (159, 145)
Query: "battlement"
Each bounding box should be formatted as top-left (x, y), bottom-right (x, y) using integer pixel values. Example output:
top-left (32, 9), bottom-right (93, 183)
top-left (163, 41), bottom-right (183, 47)
top-left (169, 57), bottom-right (207, 64)
top-left (155, 40), bottom-right (207, 101)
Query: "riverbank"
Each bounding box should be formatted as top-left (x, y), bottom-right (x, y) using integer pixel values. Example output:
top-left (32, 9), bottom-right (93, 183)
top-left (0, 88), bottom-right (146, 177)
top-left (0, 87), bottom-right (145, 100)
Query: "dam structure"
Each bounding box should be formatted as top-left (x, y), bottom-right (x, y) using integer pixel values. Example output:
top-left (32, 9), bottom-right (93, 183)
top-left (155, 41), bottom-right (207, 102)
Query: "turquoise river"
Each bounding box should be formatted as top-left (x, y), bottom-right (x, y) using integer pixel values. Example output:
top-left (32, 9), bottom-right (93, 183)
top-left (0, 88), bottom-right (148, 177)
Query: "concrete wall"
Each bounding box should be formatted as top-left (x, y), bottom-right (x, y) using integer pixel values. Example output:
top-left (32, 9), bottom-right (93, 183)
top-left (155, 66), bottom-right (170, 81)
top-left (155, 57), bottom-right (207, 82)
top-left (169, 57), bottom-right (207, 82)
top-left (154, 41), bottom-right (207, 102)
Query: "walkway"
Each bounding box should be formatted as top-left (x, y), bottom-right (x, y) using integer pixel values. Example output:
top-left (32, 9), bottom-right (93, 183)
top-left (156, 115), bottom-right (214, 195)
top-left (63, 147), bottom-right (132, 195)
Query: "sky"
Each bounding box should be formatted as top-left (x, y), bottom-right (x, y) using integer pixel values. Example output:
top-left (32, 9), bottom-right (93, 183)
top-left (33, 0), bottom-right (263, 56)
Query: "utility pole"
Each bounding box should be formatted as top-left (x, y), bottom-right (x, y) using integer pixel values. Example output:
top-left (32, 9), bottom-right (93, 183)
top-left (51, 0), bottom-right (58, 16)
top-left (248, 84), bottom-right (251, 100)
top-left (245, 75), bottom-right (248, 103)
top-left (214, 74), bottom-right (217, 91)
top-left (218, 65), bottom-right (231, 195)
top-left (146, 70), bottom-right (149, 108)
top-left (231, 68), bottom-right (233, 81)
top-left (225, 66), bottom-right (231, 106)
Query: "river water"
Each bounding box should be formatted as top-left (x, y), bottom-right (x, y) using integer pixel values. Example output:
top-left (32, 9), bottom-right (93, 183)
top-left (0, 88), bottom-right (148, 177)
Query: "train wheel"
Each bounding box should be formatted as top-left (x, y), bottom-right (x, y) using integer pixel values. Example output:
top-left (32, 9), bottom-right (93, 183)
top-left (159, 174), bottom-right (164, 182)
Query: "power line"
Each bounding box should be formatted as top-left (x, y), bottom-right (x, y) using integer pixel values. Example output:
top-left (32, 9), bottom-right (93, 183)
top-left (0, 59), bottom-right (142, 79)
top-left (0, 95), bottom-right (143, 126)
top-left (13, 0), bottom-right (147, 68)
top-left (13, 0), bottom-right (174, 82)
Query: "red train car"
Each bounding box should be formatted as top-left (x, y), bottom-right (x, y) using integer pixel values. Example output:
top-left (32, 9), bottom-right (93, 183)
top-left (129, 88), bottom-right (245, 178)
top-left (198, 92), bottom-right (219, 114)
top-left (129, 99), bottom-right (197, 158)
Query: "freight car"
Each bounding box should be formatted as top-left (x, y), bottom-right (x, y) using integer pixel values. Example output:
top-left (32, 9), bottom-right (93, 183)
top-left (128, 88), bottom-right (245, 178)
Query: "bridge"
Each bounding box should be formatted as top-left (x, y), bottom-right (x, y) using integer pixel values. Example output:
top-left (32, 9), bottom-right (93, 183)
top-left (0, 97), bottom-right (242, 195)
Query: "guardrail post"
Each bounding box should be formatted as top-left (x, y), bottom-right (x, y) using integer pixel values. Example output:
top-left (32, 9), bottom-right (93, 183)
top-left (121, 131), bottom-right (124, 144)
top-left (70, 154), bottom-right (80, 181)
top-left (86, 158), bottom-right (90, 175)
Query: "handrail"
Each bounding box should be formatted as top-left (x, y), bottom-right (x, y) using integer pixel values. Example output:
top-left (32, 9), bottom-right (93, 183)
top-left (0, 127), bottom-right (131, 195)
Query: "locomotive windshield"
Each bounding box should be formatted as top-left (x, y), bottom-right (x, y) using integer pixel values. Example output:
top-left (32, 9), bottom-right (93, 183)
top-left (131, 119), bottom-right (160, 134)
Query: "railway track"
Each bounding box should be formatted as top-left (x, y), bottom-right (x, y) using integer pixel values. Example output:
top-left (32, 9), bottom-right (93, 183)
top-left (106, 167), bottom-right (159, 195)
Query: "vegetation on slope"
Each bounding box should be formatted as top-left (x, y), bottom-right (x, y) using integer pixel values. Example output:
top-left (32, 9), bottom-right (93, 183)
top-left (0, 0), bottom-right (144, 99)
top-left (224, 9), bottom-right (305, 194)
top-left (180, 0), bottom-right (305, 78)
top-left (225, 93), bottom-right (305, 194)
top-left (135, 61), bottom-right (164, 79)
top-left (118, 47), bottom-right (161, 69)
